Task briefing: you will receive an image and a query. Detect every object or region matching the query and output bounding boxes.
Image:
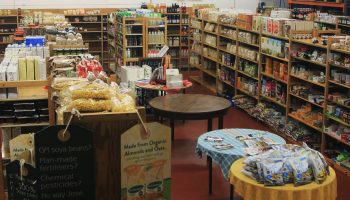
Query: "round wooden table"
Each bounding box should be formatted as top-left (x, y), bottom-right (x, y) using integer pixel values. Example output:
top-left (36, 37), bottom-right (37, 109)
top-left (229, 158), bottom-right (337, 200)
top-left (149, 94), bottom-right (232, 141)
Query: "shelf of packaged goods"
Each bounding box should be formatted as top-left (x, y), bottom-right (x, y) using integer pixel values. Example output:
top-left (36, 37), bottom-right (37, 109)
top-left (324, 132), bottom-right (350, 148)
top-left (338, 23), bottom-right (350, 28)
top-left (291, 39), bottom-right (327, 49)
top-left (202, 68), bottom-right (217, 78)
top-left (69, 21), bottom-right (102, 24)
top-left (288, 1), bottom-right (345, 8)
top-left (325, 157), bottom-right (350, 177)
top-left (260, 94), bottom-right (287, 108)
top-left (220, 79), bottom-right (235, 88)
top-left (0, 122), bottom-right (50, 128)
top-left (219, 62), bottom-right (235, 71)
top-left (0, 32), bottom-right (15, 35)
top-left (203, 30), bottom-right (218, 35)
top-left (126, 33), bottom-right (143, 36)
top-left (329, 80), bottom-right (350, 89)
top-left (0, 80), bottom-right (48, 88)
top-left (330, 47), bottom-right (350, 55)
top-left (292, 56), bottom-right (327, 67)
top-left (168, 34), bottom-right (180, 36)
top-left (260, 72), bottom-right (288, 84)
top-left (329, 62), bottom-right (350, 70)
top-left (326, 113), bottom-right (350, 127)
top-left (237, 28), bottom-right (260, 35)
top-left (261, 32), bottom-right (289, 41)
top-left (202, 42), bottom-right (217, 49)
top-left (219, 34), bottom-right (236, 41)
top-left (236, 69), bottom-right (259, 81)
top-left (238, 56), bottom-right (259, 64)
top-left (0, 96), bottom-right (48, 102)
top-left (261, 53), bottom-right (289, 62)
top-left (290, 74), bottom-right (326, 88)
top-left (219, 23), bottom-right (236, 29)
top-left (327, 99), bottom-right (350, 110)
top-left (126, 46), bottom-right (143, 48)
top-left (218, 47), bottom-right (236, 56)
top-left (0, 23), bottom-right (17, 25)
top-left (85, 40), bottom-right (101, 43)
top-left (289, 93), bottom-right (324, 108)
top-left (203, 54), bottom-right (219, 63)
top-left (77, 31), bottom-right (102, 33)
top-left (237, 88), bottom-right (258, 100)
top-left (125, 23), bottom-right (143, 26)
top-left (0, 15), bottom-right (17, 17)
top-left (314, 21), bottom-right (336, 26)
top-left (238, 40), bottom-right (260, 48)
top-left (148, 25), bottom-right (166, 28)
top-left (288, 113), bottom-right (323, 132)
top-left (202, 19), bottom-right (218, 24)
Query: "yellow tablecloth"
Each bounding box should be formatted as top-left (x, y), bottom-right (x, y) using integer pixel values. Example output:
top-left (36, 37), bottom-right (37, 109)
top-left (229, 158), bottom-right (337, 200)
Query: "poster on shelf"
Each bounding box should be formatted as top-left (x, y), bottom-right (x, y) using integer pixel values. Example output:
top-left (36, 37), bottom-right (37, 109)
top-left (34, 125), bottom-right (94, 200)
top-left (121, 122), bottom-right (171, 200)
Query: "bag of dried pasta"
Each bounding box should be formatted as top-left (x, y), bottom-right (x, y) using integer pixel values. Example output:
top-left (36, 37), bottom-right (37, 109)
top-left (69, 99), bottom-right (112, 112)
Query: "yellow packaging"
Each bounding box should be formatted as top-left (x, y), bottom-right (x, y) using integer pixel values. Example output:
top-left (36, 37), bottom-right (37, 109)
top-left (34, 56), bottom-right (40, 80)
top-left (26, 56), bottom-right (35, 80)
top-left (18, 58), bottom-right (27, 80)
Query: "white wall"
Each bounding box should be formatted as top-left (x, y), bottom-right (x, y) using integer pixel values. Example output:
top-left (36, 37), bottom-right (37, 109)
top-left (0, 0), bottom-right (259, 10)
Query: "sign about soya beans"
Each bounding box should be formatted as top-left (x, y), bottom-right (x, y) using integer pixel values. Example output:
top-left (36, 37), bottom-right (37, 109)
top-left (6, 160), bottom-right (38, 200)
top-left (34, 125), bottom-right (94, 200)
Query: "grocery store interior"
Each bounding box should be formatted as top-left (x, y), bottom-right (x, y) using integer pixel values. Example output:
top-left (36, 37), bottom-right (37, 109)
top-left (1, 0), bottom-right (350, 200)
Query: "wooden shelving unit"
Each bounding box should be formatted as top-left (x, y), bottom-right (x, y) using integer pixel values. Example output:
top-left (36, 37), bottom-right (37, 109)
top-left (288, 0), bottom-right (348, 15)
top-left (189, 14), bottom-right (350, 175)
top-left (107, 13), bottom-right (167, 73)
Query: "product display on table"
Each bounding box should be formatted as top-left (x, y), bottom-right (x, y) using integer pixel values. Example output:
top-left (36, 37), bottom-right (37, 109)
top-left (243, 143), bottom-right (329, 186)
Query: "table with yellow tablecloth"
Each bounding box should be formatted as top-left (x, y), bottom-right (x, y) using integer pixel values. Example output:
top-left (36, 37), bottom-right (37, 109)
top-left (229, 158), bottom-right (337, 200)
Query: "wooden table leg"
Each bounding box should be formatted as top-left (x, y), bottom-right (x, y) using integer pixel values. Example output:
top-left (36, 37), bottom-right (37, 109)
top-left (208, 118), bottom-right (213, 132)
top-left (208, 155), bottom-right (212, 195)
top-left (218, 116), bottom-right (224, 129)
top-left (170, 118), bottom-right (175, 141)
top-left (230, 184), bottom-right (234, 200)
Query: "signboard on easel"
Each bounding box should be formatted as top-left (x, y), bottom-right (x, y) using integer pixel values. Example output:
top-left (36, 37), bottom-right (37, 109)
top-left (121, 122), bottom-right (171, 200)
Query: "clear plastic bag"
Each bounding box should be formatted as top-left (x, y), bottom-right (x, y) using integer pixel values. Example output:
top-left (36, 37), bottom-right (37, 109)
top-left (69, 99), bottom-right (112, 112)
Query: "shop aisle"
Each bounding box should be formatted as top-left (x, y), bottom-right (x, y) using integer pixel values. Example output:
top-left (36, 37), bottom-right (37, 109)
top-left (170, 82), bottom-right (350, 200)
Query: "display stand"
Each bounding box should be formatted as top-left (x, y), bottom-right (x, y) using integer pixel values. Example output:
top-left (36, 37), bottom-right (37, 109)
top-left (63, 108), bottom-right (146, 200)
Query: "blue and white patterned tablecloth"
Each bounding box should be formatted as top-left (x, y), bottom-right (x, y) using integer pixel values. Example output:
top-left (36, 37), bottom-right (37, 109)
top-left (196, 128), bottom-right (286, 180)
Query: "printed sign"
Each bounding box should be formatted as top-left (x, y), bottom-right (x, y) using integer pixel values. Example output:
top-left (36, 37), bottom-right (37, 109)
top-left (34, 125), bottom-right (94, 200)
top-left (121, 122), bottom-right (171, 200)
top-left (6, 160), bottom-right (38, 200)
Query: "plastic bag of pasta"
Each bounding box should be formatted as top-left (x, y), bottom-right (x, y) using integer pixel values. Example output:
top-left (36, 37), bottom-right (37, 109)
top-left (261, 159), bottom-right (285, 186)
top-left (69, 99), bottom-right (112, 112)
top-left (112, 93), bottom-right (136, 112)
top-left (288, 156), bottom-right (313, 186)
top-left (71, 82), bottom-right (111, 100)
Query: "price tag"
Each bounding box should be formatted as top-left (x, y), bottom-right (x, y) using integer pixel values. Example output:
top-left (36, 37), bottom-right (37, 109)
top-left (34, 125), bottom-right (94, 200)
top-left (6, 160), bottom-right (38, 200)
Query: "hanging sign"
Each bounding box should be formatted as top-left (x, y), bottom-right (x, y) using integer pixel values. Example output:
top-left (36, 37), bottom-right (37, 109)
top-left (34, 125), bottom-right (94, 200)
top-left (121, 122), bottom-right (171, 200)
top-left (6, 160), bottom-right (38, 200)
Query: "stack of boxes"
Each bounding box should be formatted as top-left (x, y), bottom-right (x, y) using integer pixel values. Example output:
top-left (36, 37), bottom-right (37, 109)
top-left (0, 45), bottom-right (49, 99)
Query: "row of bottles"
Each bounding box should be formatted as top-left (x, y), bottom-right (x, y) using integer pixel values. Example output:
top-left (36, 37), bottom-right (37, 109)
top-left (126, 48), bottom-right (142, 58)
top-left (148, 31), bottom-right (165, 44)
top-left (167, 15), bottom-right (180, 24)
top-left (126, 36), bottom-right (142, 46)
top-left (181, 37), bottom-right (189, 45)
top-left (150, 3), bottom-right (187, 14)
top-left (168, 36), bottom-right (180, 46)
top-left (181, 26), bottom-right (189, 35)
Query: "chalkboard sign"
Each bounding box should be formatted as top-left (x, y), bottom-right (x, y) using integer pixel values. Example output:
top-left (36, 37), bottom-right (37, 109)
top-left (6, 160), bottom-right (38, 200)
top-left (34, 125), bottom-right (94, 200)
